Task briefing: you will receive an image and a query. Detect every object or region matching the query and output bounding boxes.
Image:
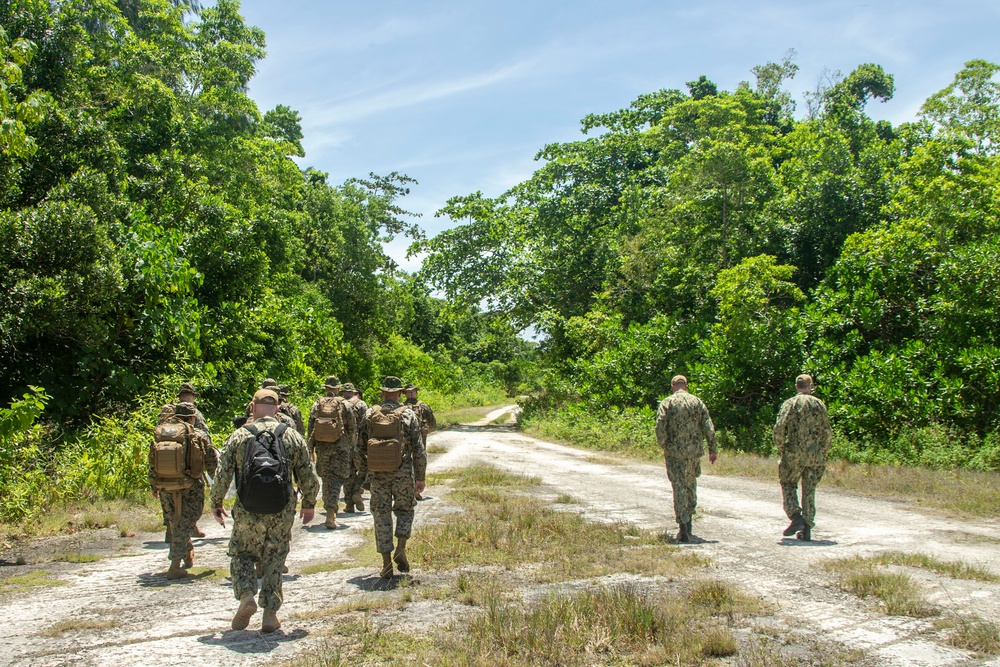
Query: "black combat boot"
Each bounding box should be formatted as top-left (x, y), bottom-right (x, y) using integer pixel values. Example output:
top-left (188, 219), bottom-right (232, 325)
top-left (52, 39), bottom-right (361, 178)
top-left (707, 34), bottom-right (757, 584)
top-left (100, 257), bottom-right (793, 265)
top-left (676, 522), bottom-right (690, 543)
top-left (685, 520), bottom-right (694, 537)
top-left (783, 513), bottom-right (806, 537)
top-left (796, 526), bottom-right (812, 541)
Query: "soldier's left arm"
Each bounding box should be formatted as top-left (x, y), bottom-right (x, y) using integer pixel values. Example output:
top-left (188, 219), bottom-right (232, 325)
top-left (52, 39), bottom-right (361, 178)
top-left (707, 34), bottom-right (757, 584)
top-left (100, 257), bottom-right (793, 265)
top-left (343, 401), bottom-right (358, 445)
top-left (819, 400), bottom-right (833, 456)
top-left (287, 431), bottom-right (320, 509)
top-left (701, 402), bottom-right (718, 456)
top-left (423, 402), bottom-right (436, 431)
top-left (406, 412), bottom-right (427, 482)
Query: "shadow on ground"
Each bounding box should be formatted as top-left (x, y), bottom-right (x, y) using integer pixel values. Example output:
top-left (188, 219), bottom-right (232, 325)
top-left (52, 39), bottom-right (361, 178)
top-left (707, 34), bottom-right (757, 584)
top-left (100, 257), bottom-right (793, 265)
top-left (198, 628), bottom-right (309, 653)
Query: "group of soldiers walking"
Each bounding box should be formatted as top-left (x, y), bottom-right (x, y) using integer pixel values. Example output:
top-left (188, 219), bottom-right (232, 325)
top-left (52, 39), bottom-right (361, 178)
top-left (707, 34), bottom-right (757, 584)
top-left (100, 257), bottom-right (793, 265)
top-left (150, 369), bottom-right (828, 632)
top-left (150, 375), bottom-right (435, 632)
top-left (656, 373), bottom-right (832, 543)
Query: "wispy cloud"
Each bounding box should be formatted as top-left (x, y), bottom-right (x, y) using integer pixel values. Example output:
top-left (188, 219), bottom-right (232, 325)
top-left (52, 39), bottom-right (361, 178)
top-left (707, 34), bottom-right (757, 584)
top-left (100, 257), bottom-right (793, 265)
top-left (303, 58), bottom-right (541, 126)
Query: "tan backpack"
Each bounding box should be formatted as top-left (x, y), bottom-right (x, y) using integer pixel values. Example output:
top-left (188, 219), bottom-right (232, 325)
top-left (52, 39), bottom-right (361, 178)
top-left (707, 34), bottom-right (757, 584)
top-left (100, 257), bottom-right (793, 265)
top-left (150, 420), bottom-right (205, 491)
top-left (312, 396), bottom-right (345, 442)
top-left (366, 406), bottom-right (407, 472)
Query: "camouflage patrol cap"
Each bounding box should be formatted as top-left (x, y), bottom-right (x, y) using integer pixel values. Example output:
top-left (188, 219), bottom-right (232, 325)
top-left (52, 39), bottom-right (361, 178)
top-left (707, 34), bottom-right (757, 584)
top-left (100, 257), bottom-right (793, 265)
top-left (278, 384), bottom-right (291, 397)
top-left (340, 382), bottom-right (357, 392)
top-left (173, 401), bottom-right (197, 418)
top-left (795, 374), bottom-right (813, 388)
top-left (177, 382), bottom-right (198, 397)
top-left (261, 378), bottom-right (278, 389)
top-left (324, 375), bottom-right (341, 388)
top-left (380, 376), bottom-right (405, 391)
top-left (253, 389), bottom-right (279, 405)
top-left (404, 383), bottom-right (419, 391)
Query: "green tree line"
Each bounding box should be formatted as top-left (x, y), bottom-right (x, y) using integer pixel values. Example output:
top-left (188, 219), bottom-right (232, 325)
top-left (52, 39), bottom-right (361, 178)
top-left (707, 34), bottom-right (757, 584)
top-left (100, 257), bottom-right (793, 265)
top-left (419, 53), bottom-right (1000, 470)
top-left (0, 0), bottom-right (530, 523)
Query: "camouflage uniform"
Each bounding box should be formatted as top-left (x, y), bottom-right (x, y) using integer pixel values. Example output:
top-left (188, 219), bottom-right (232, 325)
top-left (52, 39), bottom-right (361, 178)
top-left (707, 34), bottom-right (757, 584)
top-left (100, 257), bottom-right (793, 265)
top-left (655, 390), bottom-right (717, 526)
top-left (280, 402), bottom-right (305, 436)
top-left (210, 416), bottom-right (319, 611)
top-left (404, 398), bottom-right (436, 453)
top-left (149, 412), bottom-right (219, 562)
top-left (342, 390), bottom-right (369, 509)
top-left (357, 400), bottom-right (425, 553)
top-left (774, 393), bottom-right (832, 529)
top-left (157, 403), bottom-right (213, 536)
top-left (307, 394), bottom-right (358, 514)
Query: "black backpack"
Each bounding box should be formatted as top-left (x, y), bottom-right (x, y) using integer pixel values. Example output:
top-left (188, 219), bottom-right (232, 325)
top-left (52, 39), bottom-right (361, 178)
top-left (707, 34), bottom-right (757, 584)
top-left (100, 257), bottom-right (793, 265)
top-left (237, 423), bottom-right (292, 514)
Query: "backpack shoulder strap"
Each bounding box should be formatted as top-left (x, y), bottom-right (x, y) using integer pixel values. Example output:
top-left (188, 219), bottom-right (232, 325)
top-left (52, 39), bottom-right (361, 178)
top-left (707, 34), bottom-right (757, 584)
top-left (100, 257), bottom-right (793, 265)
top-left (243, 423), bottom-right (259, 437)
top-left (274, 423), bottom-right (289, 438)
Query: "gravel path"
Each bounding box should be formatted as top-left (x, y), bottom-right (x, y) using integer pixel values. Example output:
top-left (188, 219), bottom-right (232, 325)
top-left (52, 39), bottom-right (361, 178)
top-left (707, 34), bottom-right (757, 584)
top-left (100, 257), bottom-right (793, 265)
top-left (2, 406), bottom-right (999, 666)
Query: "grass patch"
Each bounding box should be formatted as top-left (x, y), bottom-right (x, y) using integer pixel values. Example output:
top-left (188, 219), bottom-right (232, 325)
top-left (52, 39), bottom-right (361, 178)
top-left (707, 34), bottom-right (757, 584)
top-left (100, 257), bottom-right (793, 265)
top-left (52, 552), bottom-right (103, 564)
top-left (0, 569), bottom-right (65, 593)
top-left (425, 444), bottom-right (448, 454)
top-left (585, 454), bottom-right (622, 465)
top-left (436, 404), bottom-right (510, 428)
top-left (1, 496), bottom-right (162, 540)
top-left (866, 551), bottom-right (1000, 582)
top-left (490, 411), bottom-right (515, 425)
top-left (413, 465), bottom-right (708, 581)
top-left (185, 566), bottom-right (229, 581)
top-left (41, 618), bottom-right (116, 637)
top-left (553, 493), bottom-right (576, 504)
top-left (823, 557), bottom-right (936, 617)
top-left (299, 560), bottom-right (355, 576)
top-left (289, 594), bottom-right (401, 621)
top-left (937, 614), bottom-right (1000, 655)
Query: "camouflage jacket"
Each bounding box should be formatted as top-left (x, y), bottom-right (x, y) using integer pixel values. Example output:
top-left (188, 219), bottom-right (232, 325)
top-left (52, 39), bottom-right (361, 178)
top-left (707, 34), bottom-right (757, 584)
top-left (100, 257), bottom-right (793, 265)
top-left (306, 394), bottom-right (358, 454)
top-left (210, 416), bottom-right (320, 511)
top-left (655, 390), bottom-right (717, 460)
top-left (346, 396), bottom-right (369, 446)
top-left (280, 402), bottom-right (305, 436)
top-left (774, 393), bottom-right (832, 467)
top-left (357, 400), bottom-right (425, 481)
top-left (404, 399), bottom-right (436, 435)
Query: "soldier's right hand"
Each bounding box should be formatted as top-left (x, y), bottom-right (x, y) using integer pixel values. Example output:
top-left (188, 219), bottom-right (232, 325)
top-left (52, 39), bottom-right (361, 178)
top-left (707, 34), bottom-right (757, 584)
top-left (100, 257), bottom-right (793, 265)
top-left (211, 506), bottom-right (229, 527)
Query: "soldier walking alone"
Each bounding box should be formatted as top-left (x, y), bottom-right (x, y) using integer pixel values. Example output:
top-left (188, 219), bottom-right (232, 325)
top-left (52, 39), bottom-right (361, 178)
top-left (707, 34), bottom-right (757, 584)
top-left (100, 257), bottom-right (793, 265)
top-left (655, 375), bottom-right (717, 543)
top-left (774, 374), bottom-right (832, 541)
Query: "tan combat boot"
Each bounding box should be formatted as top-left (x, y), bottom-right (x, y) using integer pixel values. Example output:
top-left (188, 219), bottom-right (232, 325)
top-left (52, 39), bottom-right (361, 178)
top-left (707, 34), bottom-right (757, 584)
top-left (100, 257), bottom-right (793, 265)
top-left (261, 608), bottom-right (281, 633)
top-left (232, 592), bottom-right (258, 631)
top-left (393, 537), bottom-right (410, 573)
top-left (380, 552), bottom-right (393, 579)
top-left (193, 523), bottom-right (206, 538)
top-left (324, 513), bottom-right (337, 529)
top-left (166, 559), bottom-right (187, 579)
top-left (183, 549), bottom-right (193, 569)
top-left (354, 494), bottom-right (365, 511)
top-left (344, 501), bottom-right (355, 513)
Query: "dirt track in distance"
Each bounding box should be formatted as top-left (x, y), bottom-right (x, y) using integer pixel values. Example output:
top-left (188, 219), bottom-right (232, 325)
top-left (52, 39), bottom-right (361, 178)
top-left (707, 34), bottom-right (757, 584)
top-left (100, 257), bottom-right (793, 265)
top-left (2, 405), bottom-right (999, 666)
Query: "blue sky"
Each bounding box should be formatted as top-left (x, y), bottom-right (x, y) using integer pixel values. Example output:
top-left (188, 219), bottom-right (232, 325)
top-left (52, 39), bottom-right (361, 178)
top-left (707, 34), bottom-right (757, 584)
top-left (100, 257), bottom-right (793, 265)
top-left (233, 0), bottom-right (1000, 270)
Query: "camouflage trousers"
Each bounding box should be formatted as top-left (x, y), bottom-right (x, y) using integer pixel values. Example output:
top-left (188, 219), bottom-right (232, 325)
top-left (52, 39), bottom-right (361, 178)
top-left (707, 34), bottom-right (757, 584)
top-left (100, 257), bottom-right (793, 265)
top-left (159, 482), bottom-right (204, 561)
top-left (228, 504), bottom-right (295, 611)
top-left (314, 440), bottom-right (351, 513)
top-left (665, 456), bottom-right (701, 525)
top-left (779, 459), bottom-right (826, 528)
top-left (370, 469), bottom-right (416, 553)
top-left (342, 455), bottom-right (364, 507)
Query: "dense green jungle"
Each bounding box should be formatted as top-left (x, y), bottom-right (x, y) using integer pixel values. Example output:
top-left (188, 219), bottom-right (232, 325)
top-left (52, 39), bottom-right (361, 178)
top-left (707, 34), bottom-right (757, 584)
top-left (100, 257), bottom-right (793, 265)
top-left (2, 0), bottom-right (999, 524)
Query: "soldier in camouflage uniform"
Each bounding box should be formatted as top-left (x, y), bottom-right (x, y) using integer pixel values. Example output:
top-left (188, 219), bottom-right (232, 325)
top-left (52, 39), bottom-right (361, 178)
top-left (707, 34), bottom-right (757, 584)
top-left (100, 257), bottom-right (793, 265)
top-left (774, 374), bottom-right (832, 541)
top-left (307, 375), bottom-right (358, 529)
top-left (340, 382), bottom-right (369, 512)
top-left (243, 379), bottom-right (298, 431)
top-left (278, 384), bottom-right (306, 435)
top-left (149, 402), bottom-right (219, 579)
top-left (403, 384), bottom-right (436, 500)
top-left (357, 376), bottom-right (425, 578)
top-left (655, 375), bottom-right (717, 543)
top-left (210, 389), bottom-right (320, 633)
top-left (176, 382), bottom-right (211, 539)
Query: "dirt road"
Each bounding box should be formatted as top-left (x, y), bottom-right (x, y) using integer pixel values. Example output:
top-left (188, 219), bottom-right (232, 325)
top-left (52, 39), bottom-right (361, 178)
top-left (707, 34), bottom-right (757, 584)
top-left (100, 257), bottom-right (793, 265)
top-left (3, 406), bottom-right (999, 666)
